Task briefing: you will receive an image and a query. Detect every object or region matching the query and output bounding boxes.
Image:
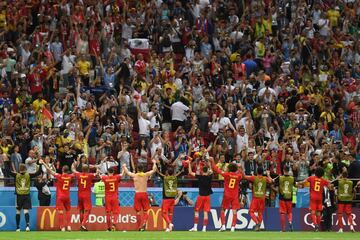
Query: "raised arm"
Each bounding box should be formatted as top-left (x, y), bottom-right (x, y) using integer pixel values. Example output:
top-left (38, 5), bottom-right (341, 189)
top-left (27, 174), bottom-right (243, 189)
top-left (209, 158), bottom-right (224, 176)
top-left (187, 160), bottom-right (195, 177)
top-left (145, 160), bottom-right (157, 177)
top-left (42, 160), bottom-right (57, 176)
top-left (122, 164), bottom-right (136, 178)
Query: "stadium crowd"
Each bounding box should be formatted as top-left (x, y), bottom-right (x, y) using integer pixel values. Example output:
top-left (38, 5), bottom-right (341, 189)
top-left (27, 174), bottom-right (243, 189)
top-left (0, 0), bottom-right (360, 193)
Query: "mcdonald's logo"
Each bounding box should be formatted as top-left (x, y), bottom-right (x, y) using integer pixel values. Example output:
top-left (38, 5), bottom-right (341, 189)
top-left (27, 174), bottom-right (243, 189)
top-left (147, 208), bottom-right (166, 229)
top-left (40, 209), bottom-right (57, 229)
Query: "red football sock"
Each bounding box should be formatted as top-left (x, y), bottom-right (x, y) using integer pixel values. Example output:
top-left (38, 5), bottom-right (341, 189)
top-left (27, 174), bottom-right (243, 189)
top-left (106, 213), bottom-right (112, 229)
top-left (80, 213), bottom-right (84, 223)
top-left (347, 214), bottom-right (353, 226)
top-left (194, 215), bottom-right (199, 224)
top-left (310, 211), bottom-right (317, 225)
top-left (82, 212), bottom-right (89, 226)
top-left (169, 213), bottom-right (173, 223)
top-left (316, 215), bottom-right (321, 226)
top-left (258, 212), bottom-right (263, 223)
top-left (143, 212), bottom-right (149, 225)
top-left (232, 212), bottom-right (237, 227)
top-left (66, 211), bottom-right (71, 227)
top-left (59, 212), bottom-right (64, 229)
top-left (162, 212), bottom-right (170, 225)
top-left (280, 214), bottom-right (286, 231)
top-left (136, 214), bottom-right (142, 229)
top-left (220, 210), bottom-right (225, 225)
top-left (338, 214), bottom-right (344, 228)
top-left (203, 217), bottom-right (208, 226)
top-left (288, 212), bottom-right (293, 223)
top-left (249, 210), bottom-right (259, 224)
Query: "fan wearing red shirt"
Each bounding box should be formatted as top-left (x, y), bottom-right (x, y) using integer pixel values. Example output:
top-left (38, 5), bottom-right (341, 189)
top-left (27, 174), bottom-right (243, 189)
top-left (211, 159), bottom-right (243, 232)
top-left (101, 168), bottom-right (122, 231)
top-left (72, 164), bottom-right (97, 231)
top-left (244, 167), bottom-right (273, 231)
top-left (299, 167), bottom-right (330, 231)
top-left (43, 165), bottom-right (74, 231)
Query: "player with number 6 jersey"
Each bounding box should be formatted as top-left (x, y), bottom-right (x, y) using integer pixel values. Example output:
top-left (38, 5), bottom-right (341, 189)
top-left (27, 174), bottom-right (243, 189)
top-left (42, 164), bottom-right (74, 231)
top-left (211, 159), bottom-right (243, 232)
top-left (299, 167), bottom-right (330, 232)
top-left (72, 163), bottom-right (97, 231)
top-left (244, 167), bottom-right (273, 231)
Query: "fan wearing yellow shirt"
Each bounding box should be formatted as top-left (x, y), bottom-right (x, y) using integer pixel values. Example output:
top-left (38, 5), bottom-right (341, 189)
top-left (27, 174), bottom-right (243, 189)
top-left (32, 94), bottom-right (47, 113)
top-left (76, 54), bottom-right (91, 86)
top-left (327, 7), bottom-right (340, 27)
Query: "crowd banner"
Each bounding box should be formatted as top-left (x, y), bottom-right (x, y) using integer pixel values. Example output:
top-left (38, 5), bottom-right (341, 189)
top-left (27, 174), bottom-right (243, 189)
top-left (0, 206), bottom-right (358, 231)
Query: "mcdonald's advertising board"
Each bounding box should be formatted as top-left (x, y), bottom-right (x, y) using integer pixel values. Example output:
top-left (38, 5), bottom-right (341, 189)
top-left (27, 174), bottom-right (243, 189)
top-left (37, 207), bottom-right (166, 231)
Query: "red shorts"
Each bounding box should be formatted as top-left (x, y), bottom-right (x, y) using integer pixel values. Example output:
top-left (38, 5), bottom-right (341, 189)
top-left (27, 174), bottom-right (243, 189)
top-left (338, 203), bottom-right (352, 214)
top-left (249, 198), bottom-right (265, 213)
top-left (78, 195), bottom-right (92, 211)
top-left (221, 195), bottom-right (240, 210)
top-left (279, 200), bottom-right (292, 214)
top-left (309, 199), bottom-right (322, 212)
top-left (105, 197), bottom-right (120, 213)
top-left (56, 196), bottom-right (71, 211)
top-left (134, 192), bottom-right (150, 212)
top-left (162, 199), bottom-right (175, 214)
top-left (195, 195), bottom-right (211, 212)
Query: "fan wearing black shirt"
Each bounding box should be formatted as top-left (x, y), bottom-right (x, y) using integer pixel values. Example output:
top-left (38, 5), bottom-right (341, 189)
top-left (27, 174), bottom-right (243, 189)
top-left (187, 160), bottom-right (213, 232)
top-left (59, 145), bottom-right (76, 172)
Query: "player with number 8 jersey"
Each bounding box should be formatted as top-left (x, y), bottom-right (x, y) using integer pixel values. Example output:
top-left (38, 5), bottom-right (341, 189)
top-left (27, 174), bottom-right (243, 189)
top-left (211, 159), bottom-right (243, 232)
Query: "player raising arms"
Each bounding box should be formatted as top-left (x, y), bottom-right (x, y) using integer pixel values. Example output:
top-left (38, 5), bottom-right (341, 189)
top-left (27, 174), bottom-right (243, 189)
top-left (101, 168), bottom-right (123, 231)
top-left (156, 167), bottom-right (183, 232)
top-left (244, 167), bottom-right (273, 231)
top-left (276, 166), bottom-right (294, 232)
top-left (334, 171), bottom-right (356, 233)
top-left (210, 158), bottom-right (243, 232)
top-left (10, 160), bottom-right (44, 232)
top-left (122, 160), bottom-right (157, 231)
top-left (298, 167), bottom-right (331, 232)
top-left (71, 163), bottom-right (98, 231)
top-left (42, 164), bottom-right (74, 231)
top-left (188, 159), bottom-right (213, 232)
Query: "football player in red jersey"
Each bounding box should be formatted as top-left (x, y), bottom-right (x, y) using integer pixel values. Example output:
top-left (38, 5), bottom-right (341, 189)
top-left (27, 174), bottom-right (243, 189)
top-left (211, 159), bottom-right (243, 232)
top-left (71, 163), bottom-right (97, 231)
top-left (101, 168), bottom-right (123, 231)
top-left (299, 167), bottom-right (331, 231)
top-left (42, 164), bottom-right (74, 231)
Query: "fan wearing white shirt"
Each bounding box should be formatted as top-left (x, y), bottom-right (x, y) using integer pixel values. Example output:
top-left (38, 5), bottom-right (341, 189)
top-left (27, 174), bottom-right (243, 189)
top-left (170, 99), bottom-right (190, 131)
top-left (137, 102), bottom-right (151, 145)
top-left (235, 126), bottom-right (249, 154)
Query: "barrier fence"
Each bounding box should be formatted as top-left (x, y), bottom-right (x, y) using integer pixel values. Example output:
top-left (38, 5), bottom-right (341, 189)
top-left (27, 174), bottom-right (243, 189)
top-left (0, 206), bottom-right (359, 231)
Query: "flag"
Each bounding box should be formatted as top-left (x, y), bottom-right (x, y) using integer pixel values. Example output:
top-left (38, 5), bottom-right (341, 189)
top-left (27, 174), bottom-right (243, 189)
top-left (42, 108), bottom-right (53, 120)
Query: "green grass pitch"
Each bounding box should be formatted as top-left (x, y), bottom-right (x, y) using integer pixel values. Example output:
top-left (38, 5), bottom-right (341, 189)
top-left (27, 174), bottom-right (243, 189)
top-left (0, 231), bottom-right (358, 240)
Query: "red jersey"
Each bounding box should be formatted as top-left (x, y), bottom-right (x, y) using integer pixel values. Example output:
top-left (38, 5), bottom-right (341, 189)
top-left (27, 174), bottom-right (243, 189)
top-left (101, 175), bottom-right (121, 198)
top-left (307, 176), bottom-right (330, 201)
top-left (212, 163), bottom-right (243, 197)
top-left (75, 173), bottom-right (96, 197)
top-left (55, 173), bottom-right (74, 198)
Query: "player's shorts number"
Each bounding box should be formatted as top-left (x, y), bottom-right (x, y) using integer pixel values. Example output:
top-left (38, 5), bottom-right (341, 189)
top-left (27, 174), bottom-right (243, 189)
top-left (63, 180), bottom-right (70, 190)
top-left (109, 182), bottom-right (115, 192)
top-left (80, 178), bottom-right (87, 189)
top-left (314, 180), bottom-right (320, 192)
top-left (229, 178), bottom-right (236, 189)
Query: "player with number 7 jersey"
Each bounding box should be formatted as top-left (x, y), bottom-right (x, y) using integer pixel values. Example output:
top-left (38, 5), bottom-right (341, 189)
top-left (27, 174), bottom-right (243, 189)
top-left (211, 159), bottom-right (243, 232)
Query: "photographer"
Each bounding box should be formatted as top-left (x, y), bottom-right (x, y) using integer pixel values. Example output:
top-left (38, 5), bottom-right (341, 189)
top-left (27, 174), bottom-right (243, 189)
top-left (175, 190), bottom-right (193, 206)
top-left (96, 154), bottom-right (119, 176)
